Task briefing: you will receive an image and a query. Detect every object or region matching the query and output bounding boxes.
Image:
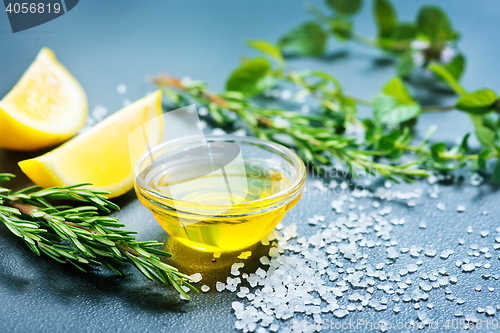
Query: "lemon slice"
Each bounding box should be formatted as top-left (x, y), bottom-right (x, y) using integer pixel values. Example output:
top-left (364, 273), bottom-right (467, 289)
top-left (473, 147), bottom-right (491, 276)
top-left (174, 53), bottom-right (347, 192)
top-left (19, 91), bottom-right (163, 198)
top-left (0, 48), bottom-right (87, 151)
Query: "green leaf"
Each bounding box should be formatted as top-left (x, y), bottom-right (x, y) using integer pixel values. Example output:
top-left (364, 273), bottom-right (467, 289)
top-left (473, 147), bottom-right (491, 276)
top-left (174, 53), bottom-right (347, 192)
top-left (374, 77), bottom-right (421, 125)
top-left (428, 63), bottom-right (466, 95)
top-left (374, 0), bottom-right (396, 38)
top-left (430, 142), bottom-right (446, 161)
top-left (246, 40), bottom-right (284, 64)
top-left (459, 133), bottom-right (470, 152)
top-left (476, 149), bottom-right (491, 170)
top-left (397, 51), bottom-right (415, 77)
top-left (416, 6), bottom-right (458, 42)
top-left (445, 53), bottom-right (465, 80)
top-left (329, 18), bottom-right (353, 40)
top-left (378, 130), bottom-right (400, 151)
top-left (389, 23), bottom-right (416, 41)
top-left (378, 23), bottom-right (416, 53)
top-left (475, 126), bottom-right (496, 148)
top-left (225, 57), bottom-right (274, 96)
top-left (279, 21), bottom-right (327, 56)
top-left (456, 89), bottom-right (498, 114)
top-left (381, 76), bottom-right (414, 103)
top-left (374, 95), bottom-right (421, 125)
top-left (326, 0), bottom-right (363, 15)
top-left (492, 159), bottom-right (500, 184)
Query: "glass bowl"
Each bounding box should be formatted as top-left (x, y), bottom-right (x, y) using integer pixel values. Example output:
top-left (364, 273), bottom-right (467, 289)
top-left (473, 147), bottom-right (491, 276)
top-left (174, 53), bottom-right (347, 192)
top-left (133, 135), bottom-right (306, 252)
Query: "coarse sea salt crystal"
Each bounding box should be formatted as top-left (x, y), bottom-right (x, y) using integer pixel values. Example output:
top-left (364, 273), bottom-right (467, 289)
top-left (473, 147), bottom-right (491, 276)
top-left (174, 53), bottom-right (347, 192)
top-left (457, 205), bottom-right (466, 212)
top-left (333, 309), bottom-right (349, 318)
top-left (486, 306), bottom-right (496, 316)
top-left (201, 285), bottom-right (210, 292)
top-left (238, 251), bottom-right (252, 259)
top-left (259, 256), bottom-right (270, 265)
top-left (189, 273), bottom-right (202, 283)
top-left (231, 263), bottom-right (245, 276)
top-left (440, 250), bottom-right (453, 259)
top-left (407, 264), bottom-right (418, 273)
top-left (117, 84), bottom-right (127, 94)
top-left (255, 268), bottom-right (267, 279)
top-left (462, 263), bottom-right (475, 272)
top-left (387, 248), bottom-right (399, 259)
top-left (269, 247), bottom-right (280, 258)
top-left (480, 230), bottom-right (489, 237)
top-left (425, 249), bottom-right (436, 257)
top-left (216, 281), bottom-right (225, 292)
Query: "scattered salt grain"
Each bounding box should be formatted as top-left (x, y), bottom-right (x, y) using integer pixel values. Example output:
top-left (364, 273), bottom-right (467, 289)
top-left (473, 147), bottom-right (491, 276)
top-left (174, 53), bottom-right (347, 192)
top-left (425, 249), bottom-right (436, 257)
top-left (269, 247), bottom-right (279, 258)
top-left (231, 263), bottom-right (245, 276)
top-left (189, 273), bottom-right (202, 283)
top-left (259, 256), bottom-right (270, 265)
top-left (237, 251), bottom-right (252, 260)
top-left (457, 205), bottom-right (466, 212)
top-left (486, 306), bottom-right (496, 316)
top-left (333, 310), bottom-right (349, 319)
top-left (440, 249), bottom-right (453, 259)
top-left (387, 247), bottom-right (399, 259)
top-left (117, 84), bottom-right (127, 94)
top-left (201, 285), bottom-right (210, 292)
top-left (216, 282), bottom-right (225, 292)
top-left (462, 263), bottom-right (475, 272)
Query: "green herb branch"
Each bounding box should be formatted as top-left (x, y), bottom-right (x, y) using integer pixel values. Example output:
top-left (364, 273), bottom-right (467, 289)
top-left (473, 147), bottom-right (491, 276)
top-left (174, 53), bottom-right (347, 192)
top-left (286, 0), bottom-right (465, 80)
top-left (0, 174), bottom-right (196, 299)
top-left (151, 0), bottom-right (500, 183)
top-left (153, 74), bottom-right (428, 182)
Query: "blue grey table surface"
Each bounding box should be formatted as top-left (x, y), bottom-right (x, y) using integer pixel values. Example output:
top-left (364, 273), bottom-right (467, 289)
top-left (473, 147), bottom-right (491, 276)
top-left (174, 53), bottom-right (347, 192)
top-left (1, 1), bottom-right (500, 332)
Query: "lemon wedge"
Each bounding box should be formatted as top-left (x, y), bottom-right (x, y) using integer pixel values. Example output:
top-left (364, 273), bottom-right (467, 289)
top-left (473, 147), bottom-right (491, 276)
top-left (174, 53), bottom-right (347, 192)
top-left (0, 48), bottom-right (87, 151)
top-left (19, 91), bottom-right (163, 198)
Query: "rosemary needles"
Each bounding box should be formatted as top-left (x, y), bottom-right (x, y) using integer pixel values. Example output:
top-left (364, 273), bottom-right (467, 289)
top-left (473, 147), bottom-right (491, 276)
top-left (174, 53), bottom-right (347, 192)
top-left (0, 173), bottom-right (196, 299)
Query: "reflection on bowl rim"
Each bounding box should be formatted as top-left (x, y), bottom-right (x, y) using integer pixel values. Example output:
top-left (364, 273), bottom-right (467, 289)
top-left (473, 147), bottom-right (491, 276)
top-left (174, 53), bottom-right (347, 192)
top-left (133, 135), bottom-right (306, 213)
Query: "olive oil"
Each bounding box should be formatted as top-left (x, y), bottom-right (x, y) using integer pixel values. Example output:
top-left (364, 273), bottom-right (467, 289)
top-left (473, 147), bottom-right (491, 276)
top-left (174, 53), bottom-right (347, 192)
top-left (137, 159), bottom-right (296, 252)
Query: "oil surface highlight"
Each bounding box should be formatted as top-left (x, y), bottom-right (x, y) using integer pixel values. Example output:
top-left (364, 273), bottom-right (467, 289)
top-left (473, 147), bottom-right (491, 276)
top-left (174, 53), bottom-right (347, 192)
top-left (138, 160), bottom-right (295, 252)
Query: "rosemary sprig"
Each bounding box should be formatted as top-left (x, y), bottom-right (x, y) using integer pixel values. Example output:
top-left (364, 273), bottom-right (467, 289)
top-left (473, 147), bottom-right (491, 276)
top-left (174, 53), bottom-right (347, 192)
top-left (0, 174), bottom-right (196, 299)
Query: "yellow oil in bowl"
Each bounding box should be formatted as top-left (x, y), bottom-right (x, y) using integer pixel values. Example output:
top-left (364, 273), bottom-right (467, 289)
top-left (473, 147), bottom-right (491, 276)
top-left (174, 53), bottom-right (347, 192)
top-left (134, 135), bottom-right (306, 253)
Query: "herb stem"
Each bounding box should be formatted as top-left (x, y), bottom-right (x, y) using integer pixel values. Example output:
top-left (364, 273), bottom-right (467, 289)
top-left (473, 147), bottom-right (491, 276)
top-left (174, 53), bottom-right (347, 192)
top-left (349, 32), bottom-right (378, 48)
top-left (421, 105), bottom-right (455, 112)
